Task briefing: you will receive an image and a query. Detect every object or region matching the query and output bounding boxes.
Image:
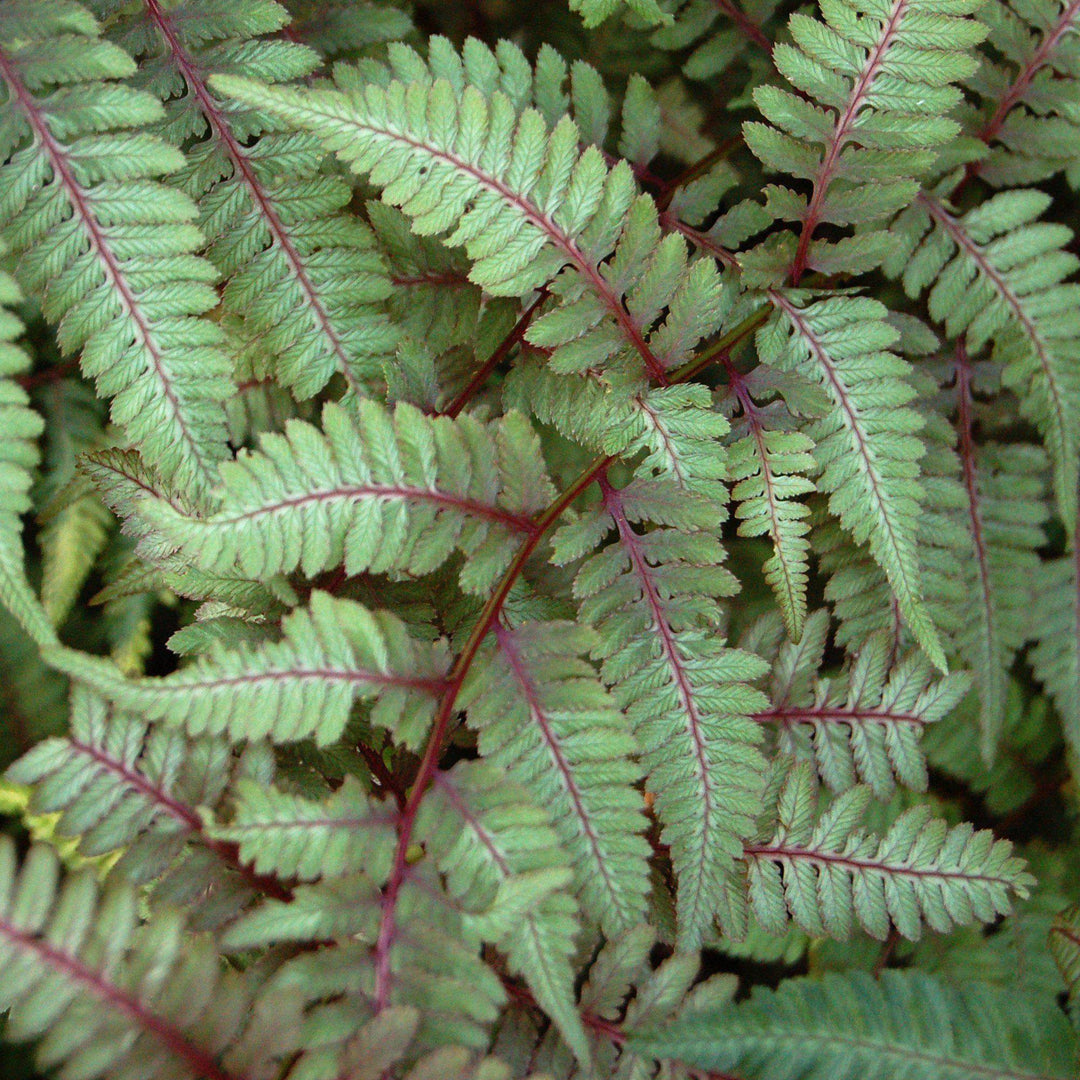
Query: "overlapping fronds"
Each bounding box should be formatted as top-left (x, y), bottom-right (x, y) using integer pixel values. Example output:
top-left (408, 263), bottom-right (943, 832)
top-left (105, 0), bottom-right (398, 400)
top-left (743, 0), bottom-right (985, 280)
top-left (562, 477), bottom-right (768, 947)
top-left (759, 294), bottom-right (943, 667)
top-left (1052, 905), bottom-right (1080, 1008)
top-left (460, 620), bottom-right (650, 936)
top-left (0, 1), bottom-right (232, 496)
top-left (128, 401), bottom-right (554, 596)
top-left (758, 624), bottom-right (972, 797)
top-left (214, 62), bottom-right (727, 385)
top-left (630, 970), bottom-right (1080, 1080)
top-left (652, 0), bottom-right (777, 81)
top-left (0, 836), bottom-right (301, 1080)
top-left (888, 189), bottom-right (1080, 525)
top-left (726, 761), bottom-right (1032, 940)
top-left (54, 590), bottom-right (451, 747)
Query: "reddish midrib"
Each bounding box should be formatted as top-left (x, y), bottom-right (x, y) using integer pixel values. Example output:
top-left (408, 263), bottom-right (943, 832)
top-left (0, 46), bottom-right (215, 484)
top-left (920, 193), bottom-right (1072, 458)
top-left (163, 666), bottom-right (448, 696)
top-left (768, 292), bottom-right (909, 571)
top-left (284, 95), bottom-right (669, 384)
top-left (145, 0), bottom-right (362, 395)
top-left (790, 0), bottom-right (909, 283)
top-left (955, 348), bottom-right (999, 682)
top-left (743, 842), bottom-right (1016, 887)
top-left (754, 706), bottom-right (925, 727)
top-left (211, 483), bottom-right (539, 534)
top-left (601, 479), bottom-right (716, 913)
top-left (492, 620), bottom-right (624, 908)
top-left (0, 919), bottom-right (242, 1080)
top-left (978, 0), bottom-right (1080, 148)
top-left (660, 213), bottom-right (740, 269)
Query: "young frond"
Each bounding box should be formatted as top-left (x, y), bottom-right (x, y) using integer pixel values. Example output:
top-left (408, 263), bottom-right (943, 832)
top-left (460, 620), bottom-right (650, 936)
top-left (630, 969), bottom-right (1080, 1080)
top-left (888, 189), bottom-right (1080, 526)
top-left (0, 0), bottom-right (233, 496)
top-left (727, 761), bottom-right (1032, 941)
top-left (107, 0), bottom-right (398, 400)
top-left (564, 478), bottom-right (768, 947)
top-left (419, 761), bottom-right (590, 1064)
top-left (131, 401), bottom-right (554, 596)
top-left (721, 365), bottom-right (819, 639)
top-left (0, 836), bottom-right (301, 1080)
top-left (214, 62), bottom-right (726, 384)
top-left (53, 590), bottom-right (451, 748)
top-left (745, 0), bottom-right (985, 280)
top-left (759, 294), bottom-right (944, 668)
top-left (758, 625), bottom-right (972, 797)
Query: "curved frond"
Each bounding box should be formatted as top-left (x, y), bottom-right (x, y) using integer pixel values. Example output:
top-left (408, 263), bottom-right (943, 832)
top-left (630, 969), bottom-right (1079, 1080)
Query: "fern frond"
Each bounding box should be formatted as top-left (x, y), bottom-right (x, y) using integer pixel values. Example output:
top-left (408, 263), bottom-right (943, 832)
top-left (1030, 542), bottom-right (1080, 775)
top-left (460, 619), bottom-right (650, 936)
top-left (569, 0), bottom-right (669, 29)
top-left (282, 0), bottom-right (414, 59)
top-left (0, 0), bottom-right (233, 496)
top-left (213, 64), bottom-right (726, 385)
top-left (744, 0), bottom-right (985, 280)
top-left (107, 0), bottom-right (398, 400)
top-left (1052, 905), bottom-right (1080, 1008)
top-left (760, 294), bottom-right (944, 668)
top-left (964, 0), bottom-right (1080, 187)
top-left (53, 590), bottom-right (451, 748)
top-left (888, 189), bottom-right (1080, 526)
top-left (729, 761), bottom-right (1032, 941)
top-left (132, 401), bottom-right (554, 596)
top-left (721, 364), bottom-right (818, 640)
top-left (419, 760), bottom-right (590, 1065)
top-left (0, 260), bottom-right (52, 646)
top-left (759, 628), bottom-right (972, 797)
top-left (652, 0), bottom-right (777, 80)
top-left (0, 836), bottom-right (301, 1080)
top-left (211, 775), bottom-right (396, 882)
top-left (564, 477), bottom-right (768, 947)
top-left (630, 969), bottom-right (1080, 1080)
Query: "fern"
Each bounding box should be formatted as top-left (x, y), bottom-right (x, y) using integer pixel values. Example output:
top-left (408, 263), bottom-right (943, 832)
top-left (630, 969), bottom-right (1080, 1079)
top-left (0, 0), bottom-right (233, 496)
top-left (0, 7), bottom-right (1076, 1080)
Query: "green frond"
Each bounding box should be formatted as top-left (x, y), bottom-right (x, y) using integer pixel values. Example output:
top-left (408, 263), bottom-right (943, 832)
top-left (630, 969), bottom-right (1080, 1080)
top-left (744, 0), bottom-right (985, 279)
top-left (727, 760), bottom-right (1032, 941)
top-left (564, 478), bottom-right (768, 947)
top-left (130, 400), bottom-right (554, 596)
top-left (759, 294), bottom-right (944, 668)
top-left (0, 261), bottom-right (52, 646)
top-left (963, 0), bottom-right (1080, 188)
top-left (211, 775), bottom-right (396, 882)
top-left (282, 0), bottom-right (414, 60)
top-left (651, 0), bottom-right (778, 81)
top-left (888, 189), bottom-right (1080, 526)
top-left (569, 0), bottom-right (670, 29)
top-left (1029, 542), bottom-right (1080, 775)
top-left (759, 625), bottom-right (972, 797)
top-left (419, 760), bottom-right (590, 1065)
top-left (52, 590), bottom-right (451, 747)
top-left (0, 0), bottom-right (233, 497)
top-left (0, 836), bottom-right (302, 1080)
top-left (1052, 905), bottom-right (1080, 1009)
top-left (460, 619), bottom-right (651, 936)
top-left (105, 0), bottom-right (398, 400)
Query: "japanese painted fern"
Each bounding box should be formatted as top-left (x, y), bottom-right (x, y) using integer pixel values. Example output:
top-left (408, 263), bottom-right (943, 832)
top-left (0, 1), bottom-right (1076, 1079)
